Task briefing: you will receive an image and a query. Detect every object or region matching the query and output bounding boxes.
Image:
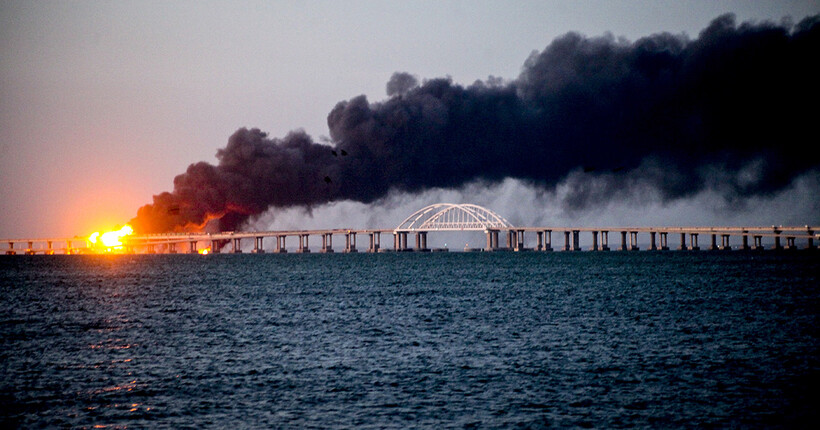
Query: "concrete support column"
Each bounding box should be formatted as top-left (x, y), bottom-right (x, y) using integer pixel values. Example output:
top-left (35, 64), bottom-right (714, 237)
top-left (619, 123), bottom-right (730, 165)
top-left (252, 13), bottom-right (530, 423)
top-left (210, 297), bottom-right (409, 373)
top-left (536, 231), bottom-right (543, 251)
top-left (590, 231), bottom-right (599, 251)
top-left (232, 238), bottom-right (242, 253)
top-left (564, 231), bottom-right (571, 251)
top-left (169, 242), bottom-right (178, 254)
top-left (773, 229), bottom-right (782, 250)
top-left (679, 233), bottom-right (687, 250)
top-left (210, 240), bottom-right (220, 254)
top-left (572, 230), bottom-right (581, 251)
top-left (660, 232), bottom-right (669, 250)
top-left (5, 242), bottom-right (14, 255)
top-left (485, 230), bottom-right (500, 251)
top-left (649, 232), bottom-right (657, 251)
top-left (321, 233), bottom-right (334, 253)
top-left (367, 233), bottom-right (379, 253)
top-left (400, 232), bottom-right (408, 251)
top-left (345, 232), bottom-right (358, 253)
top-left (189, 241), bottom-right (198, 254)
top-left (299, 234), bottom-right (310, 253)
top-left (754, 235), bottom-right (763, 250)
top-left (786, 236), bottom-right (797, 250)
top-left (807, 230), bottom-right (815, 250)
top-left (375, 232), bottom-right (380, 252)
top-left (516, 230), bottom-right (525, 251)
top-left (741, 233), bottom-right (750, 251)
top-left (252, 237), bottom-right (265, 254)
top-left (721, 234), bottom-right (731, 251)
top-left (544, 230), bottom-right (553, 251)
top-left (275, 235), bottom-right (287, 253)
top-left (620, 231), bottom-right (628, 251)
top-left (709, 234), bottom-right (719, 251)
top-left (630, 232), bottom-right (640, 251)
top-left (601, 231), bottom-right (610, 251)
top-left (690, 233), bottom-right (700, 251)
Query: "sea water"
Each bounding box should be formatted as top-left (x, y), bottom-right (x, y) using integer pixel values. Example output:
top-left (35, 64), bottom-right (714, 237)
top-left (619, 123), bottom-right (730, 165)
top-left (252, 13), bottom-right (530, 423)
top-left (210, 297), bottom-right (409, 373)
top-left (1, 251), bottom-right (817, 428)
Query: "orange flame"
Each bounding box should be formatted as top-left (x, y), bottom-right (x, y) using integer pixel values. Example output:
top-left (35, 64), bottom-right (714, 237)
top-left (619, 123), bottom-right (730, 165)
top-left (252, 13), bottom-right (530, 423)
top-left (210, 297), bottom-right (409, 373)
top-left (89, 225), bottom-right (134, 252)
top-left (198, 246), bottom-right (211, 255)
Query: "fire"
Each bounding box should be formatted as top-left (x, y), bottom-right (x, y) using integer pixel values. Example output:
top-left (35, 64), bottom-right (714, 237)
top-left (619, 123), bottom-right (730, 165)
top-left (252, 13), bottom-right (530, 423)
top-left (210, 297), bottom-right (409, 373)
top-left (199, 247), bottom-right (211, 255)
top-left (89, 225), bottom-right (134, 252)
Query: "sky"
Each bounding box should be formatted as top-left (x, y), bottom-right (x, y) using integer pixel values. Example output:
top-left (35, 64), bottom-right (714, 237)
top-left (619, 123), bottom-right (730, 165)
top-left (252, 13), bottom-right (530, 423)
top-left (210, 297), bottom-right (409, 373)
top-left (1, 0), bottom-right (819, 240)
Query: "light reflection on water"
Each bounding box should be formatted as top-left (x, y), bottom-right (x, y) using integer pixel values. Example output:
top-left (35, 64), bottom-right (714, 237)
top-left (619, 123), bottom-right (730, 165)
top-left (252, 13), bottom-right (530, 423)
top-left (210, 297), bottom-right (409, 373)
top-left (1, 252), bottom-right (818, 428)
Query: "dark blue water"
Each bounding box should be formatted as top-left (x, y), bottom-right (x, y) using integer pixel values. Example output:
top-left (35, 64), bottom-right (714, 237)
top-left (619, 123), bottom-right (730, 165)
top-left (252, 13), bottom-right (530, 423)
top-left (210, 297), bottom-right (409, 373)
top-left (1, 252), bottom-right (818, 428)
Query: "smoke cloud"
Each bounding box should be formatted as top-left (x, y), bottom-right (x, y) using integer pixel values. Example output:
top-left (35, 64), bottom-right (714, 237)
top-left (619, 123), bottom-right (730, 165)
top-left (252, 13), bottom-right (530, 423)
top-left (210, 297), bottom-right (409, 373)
top-left (130, 14), bottom-right (820, 234)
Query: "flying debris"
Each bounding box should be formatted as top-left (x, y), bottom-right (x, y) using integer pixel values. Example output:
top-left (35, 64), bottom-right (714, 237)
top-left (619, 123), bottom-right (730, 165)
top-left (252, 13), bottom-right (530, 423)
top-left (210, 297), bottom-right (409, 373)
top-left (128, 14), bottom-right (820, 234)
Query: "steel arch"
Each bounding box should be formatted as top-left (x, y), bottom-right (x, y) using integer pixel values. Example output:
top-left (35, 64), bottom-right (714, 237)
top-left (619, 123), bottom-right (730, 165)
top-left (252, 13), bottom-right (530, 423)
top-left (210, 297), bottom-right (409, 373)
top-left (394, 203), bottom-right (513, 232)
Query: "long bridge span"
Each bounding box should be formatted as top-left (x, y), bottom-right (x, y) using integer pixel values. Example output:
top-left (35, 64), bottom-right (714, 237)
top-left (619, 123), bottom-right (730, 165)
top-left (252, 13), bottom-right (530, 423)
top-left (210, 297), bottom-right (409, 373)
top-left (2, 203), bottom-right (818, 255)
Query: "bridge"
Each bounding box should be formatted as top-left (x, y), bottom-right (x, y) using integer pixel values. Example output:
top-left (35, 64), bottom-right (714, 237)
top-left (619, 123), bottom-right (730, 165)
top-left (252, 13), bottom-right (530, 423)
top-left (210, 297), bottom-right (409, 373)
top-left (2, 203), bottom-right (818, 254)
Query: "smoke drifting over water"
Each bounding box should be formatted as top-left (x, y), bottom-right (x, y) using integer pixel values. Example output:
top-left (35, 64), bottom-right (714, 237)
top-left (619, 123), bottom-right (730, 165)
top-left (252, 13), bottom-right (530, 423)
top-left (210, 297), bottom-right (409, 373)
top-left (130, 14), bottom-right (820, 233)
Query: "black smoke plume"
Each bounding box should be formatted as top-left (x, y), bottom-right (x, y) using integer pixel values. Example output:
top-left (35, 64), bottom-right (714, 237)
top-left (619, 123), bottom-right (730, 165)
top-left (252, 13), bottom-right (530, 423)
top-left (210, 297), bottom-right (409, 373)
top-left (130, 14), bottom-right (820, 233)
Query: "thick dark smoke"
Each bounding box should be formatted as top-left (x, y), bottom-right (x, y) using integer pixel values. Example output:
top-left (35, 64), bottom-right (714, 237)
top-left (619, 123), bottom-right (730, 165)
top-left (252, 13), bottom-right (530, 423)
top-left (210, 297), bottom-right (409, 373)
top-left (130, 14), bottom-right (820, 233)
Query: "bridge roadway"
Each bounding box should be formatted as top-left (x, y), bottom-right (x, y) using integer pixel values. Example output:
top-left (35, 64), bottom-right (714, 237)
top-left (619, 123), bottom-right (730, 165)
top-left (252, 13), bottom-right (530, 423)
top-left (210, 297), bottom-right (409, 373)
top-left (2, 226), bottom-right (818, 255)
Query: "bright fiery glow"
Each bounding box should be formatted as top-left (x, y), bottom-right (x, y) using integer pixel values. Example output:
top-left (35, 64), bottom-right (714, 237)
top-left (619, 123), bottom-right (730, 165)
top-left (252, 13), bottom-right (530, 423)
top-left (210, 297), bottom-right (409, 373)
top-left (198, 247), bottom-right (211, 255)
top-left (89, 225), bottom-right (134, 252)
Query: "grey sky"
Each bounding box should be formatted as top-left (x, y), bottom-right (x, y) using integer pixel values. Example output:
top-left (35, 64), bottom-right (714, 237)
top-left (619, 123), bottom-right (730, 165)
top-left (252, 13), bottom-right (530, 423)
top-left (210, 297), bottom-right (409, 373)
top-left (1, 1), bottom-right (818, 238)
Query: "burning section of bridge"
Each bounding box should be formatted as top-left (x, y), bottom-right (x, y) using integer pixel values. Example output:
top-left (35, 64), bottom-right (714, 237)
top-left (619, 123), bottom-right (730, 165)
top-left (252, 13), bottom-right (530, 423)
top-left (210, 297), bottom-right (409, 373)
top-left (88, 225), bottom-right (134, 253)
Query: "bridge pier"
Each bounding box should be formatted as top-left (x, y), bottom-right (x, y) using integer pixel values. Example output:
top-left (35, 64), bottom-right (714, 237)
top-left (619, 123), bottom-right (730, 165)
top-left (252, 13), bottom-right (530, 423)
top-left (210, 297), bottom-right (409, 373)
top-left (320, 233), bottom-right (334, 253)
top-left (690, 233), bottom-right (700, 251)
top-left (252, 236), bottom-right (265, 253)
top-left (786, 236), bottom-right (797, 250)
top-left (807, 230), bottom-right (815, 250)
top-left (415, 231), bottom-right (429, 252)
top-left (660, 232), bottom-right (669, 250)
top-left (629, 231), bottom-right (640, 251)
top-left (367, 232), bottom-right (381, 253)
top-left (168, 242), bottom-right (178, 254)
top-left (563, 231), bottom-right (571, 251)
top-left (210, 240), bottom-right (221, 254)
top-left (773, 229), bottom-right (783, 250)
top-left (189, 241), bottom-right (198, 254)
top-left (272, 235), bottom-right (287, 253)
top-left (741, 232), bottom-right (750, 251)
top-left (485, 229), bottom-right (500, 251)
top-left (571, 230), bottom-right (581, 251)
top-left (649, 232), bottom-right (657, 251)
top-left (296, 234), bottom-right (310, 253)
top-left (590, 231), bottom-right (599, 251)
top-left (720, 234), bottom-right (731, 251)
top-left (513, 229), bottom-right (525, 251)
top-left (345, 232), bottom-right (358, 253)
top-left (600, 231), bottom-right (610, 251)
top-left (754, 235), bottom-right (764, 250)
top-left (232, 238), bottom-right (242, 253)
top-left (619, 231), bottom-right (627, 251)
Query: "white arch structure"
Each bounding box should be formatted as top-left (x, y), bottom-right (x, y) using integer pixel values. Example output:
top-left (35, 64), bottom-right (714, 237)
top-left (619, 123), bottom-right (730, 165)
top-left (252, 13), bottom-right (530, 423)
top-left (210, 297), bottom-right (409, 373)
top-left (394, 203), bottom-right (513, 232)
